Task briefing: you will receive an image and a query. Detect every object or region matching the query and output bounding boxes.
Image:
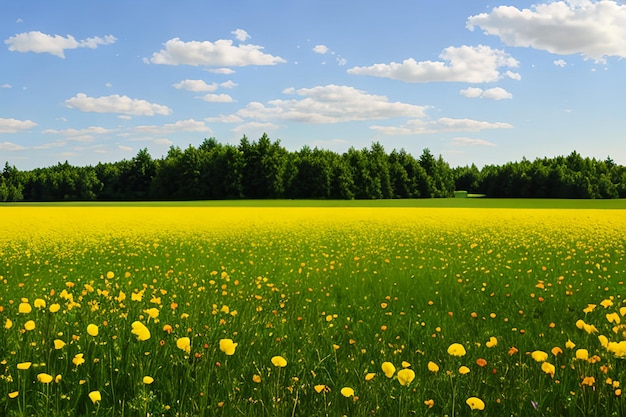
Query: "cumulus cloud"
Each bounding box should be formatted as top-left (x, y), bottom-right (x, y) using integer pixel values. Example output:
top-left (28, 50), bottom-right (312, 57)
top-left (0, 141), bottom-right (27, 151)
top-left (370, 117), bottom-right (513, 135)
top-left (460, 86), bottom-right (512, 100)
top-left (231, 29), bottom-right (250, 42)
top-left (467, 0), bottom-right (626, 61)
top-left (451, 137), bottom-right (497, 147)
top-left (42, 126), bottom-right (113, 141)
top-left (173, 79), bottom-right (218, 92)
top-left (5, 31), bottom-right (116, 58)
top-left (347, 45), bottom-right (519, 83)
top-left (554, 59), bottom-right (568, 67)
top-left (313, 44), bottom-right (329, 54)
top-left (201, 93), bottom-right (235, 103)
top-left (234, 84), bottom-right (427, 124)
top-left (65, 93), bottom-right (172, 116)
top-left (148, 38), bottom-right (286, 67)
top-left (131, 119), bottom-right (212, 135)
top-left (0, 117), bottom-right (37, 133)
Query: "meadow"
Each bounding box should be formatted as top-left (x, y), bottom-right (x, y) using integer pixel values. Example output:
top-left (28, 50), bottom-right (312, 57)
top-left (0, 201), bottom-right (625, 416)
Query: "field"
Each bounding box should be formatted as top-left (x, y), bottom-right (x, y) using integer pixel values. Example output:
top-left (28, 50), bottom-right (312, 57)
top-left (0, 202), bottom-right (625, 416)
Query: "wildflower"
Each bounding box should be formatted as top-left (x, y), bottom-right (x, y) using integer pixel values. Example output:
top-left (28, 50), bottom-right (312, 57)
top-left (476, 358), bottom-right (487, 367)
top-left (144, 308), bottom-right (159, 320)
top-left (531, 351), bottom-right (548, 362)
top-left (49, 303), bottom-right (61, 313)
top-left (427, 361), bottom-right (439, 372)
top-left (162, 324), bottom-right (173, 334)
top-left (600, 299), bottom-right (613, 308)
top-left (18, 302), bottom-right (32, 314)
top-left (143, 376), bottom-right (154, 385)
top-left (381, 362), bottom-right (396, 378)
top-left (365, 372), bottom-right (376, 381)
top-left (606, 312), bottom-right (620, 324)
top-left (583, 304), bottom-right (596, 313)
top-left (106, 271), bottom-right (114, 279)
top-left (219, 339), bottom-right (238, 356)
top-left (508, 346), bottom-right (519, 356)
top-left (466, 397), bottom-right (485, 410)
top-left (8, 391), bottom-right (19, 399)
top-left (486, 336), bottom-right (497, 348)
top-left (176, 337), bottom-right (191, 354)
top-left (271, 355), bottom-right (287, 367)
top-left (551, 347), bottom-right (563, 356)
top-left (88, 390), bottom-right (101, 404)
top-left (599, 335), bottom-right (609, 348)
top-left (17, 362), bottom-right (32, 370)
top-left (397, 369), bottom-right (415, 386)
top-left (541, 362), bottom-right (555, 377)
top-left (4, 318), bottom-right (12, 329)
top-left (582, 376), bottom-right (595, 387)
top-left (252, 374), bottom-right (261, 383)
top-left (314, 384), bottom-right (328, 393)
top-left (34, 299), bottom-right (46, 309)
top-left (566, 339), bottom-right (576, 349)
top-left (87, 324), bottom-right (98, 337)
top-left (448, 343), bottom-right (466, 356)
top-left (401, 361), bottom-right (411, 368)
top-left (73, 353), bottom-right (85, 366)
top-left (575, 349), bottom-right (589, 360)
top-left (55, 374), bottom-right (62, 383)
top-left (340, 387), bottom-right (354, 397)
top-left (37, 373), bottom-right (53, 384)
top-left (131, 321), bottom-right (151, 341)
top-left (54, 339), bottom-right (66, 350)
top-left (24, 320), bottom-right (35, 331)
top-left (424, 399), bottom-right (434, 408)
top-left (459, 366), bottom-right (470, 375)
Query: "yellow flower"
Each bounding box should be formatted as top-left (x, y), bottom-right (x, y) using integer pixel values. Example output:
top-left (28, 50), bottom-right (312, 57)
top-left (87, 324), bottom-right (99, 337)
top-left (447, 343), bottom-right (466, 356)
top-left (599, 335), bottom-right (609, 348)
top-left (252, 374), bottom-right (261, 383)
top-left (8, 391), bottom-right (19, 399)
top-left (340, 387), bottom-right (354, 397)
top-left (583, 304), bottom-right (597, 313)
top-left (381, 361), bottom-right (396, 378)
top-left (219, 339), bottom-right (238, 356)
top-left (600, 299), bottom-right (613, 308)
top-left (424, 399), bottom-right (434, 408)
top-left (143, 308), bottom-right (159, 320)
top-left (566, 339), bottom-right (576, 349)
top-left (576, 319), bottom-right (585, 329)
top-left (34, 299), bottom-right (46, 309)
top-left (397, 369), bottom-right (415, 386)
top-left (131, 321), bottom-right (151, 341)
top-left (314, 384), bottom-right (327, 393)
top-left (486, 336), bottom-right (498, 348)
top-left (88, 390), bottom-right (101, 404)
top-left (24, 320), bottom-right (35, 331)
top-left (427, 361), bottom-right (439, 373)
top-left (176, 337), bottom-right (191, 354)
top-left (18, 302), bottom-right (32, 314)
top-left (4, 318), bottom-right (12, 329)
top-left (531, 350), bottom-right (548, 362)
top-left (466, 397), bottom-right (485, 410)
top-left (106, 271), bottom-right (115, 279)
top-left (17, 362), bottom-right (32, 370)
top-left (575, 349), bottom-right (589, 360)
top-left (49, 303), bottom-right (61, 313)
top-left (73, 353), bottom-right (85, 366)
top-left (551, 347), bottom-right (563, 356)
top-left (582, 376), bottom-right (595, 387)
top-left (365, 372), bottom-right (376, 381)
top-left (459, 366), bottom-right (470, 375)
top-left (55, 374), bottom-right (62, 383)
top-left (541, 362), bottom-right (556, 377)
top-left (271, 355), bottom-right (287, 368)
top-left (401, 361), bottom-right (411, 368)
top-left (37, 373), bottom-right (53, 384)
top-left (143, 376), bottom-right (154, 385)
top-left (54, 339), bottom-right (66, 350)
top-left (606, 312), bottom-right (620, 324)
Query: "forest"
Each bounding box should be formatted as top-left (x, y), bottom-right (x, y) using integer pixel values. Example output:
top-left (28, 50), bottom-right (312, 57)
top-left (1, 134), bottom-right (625, 201)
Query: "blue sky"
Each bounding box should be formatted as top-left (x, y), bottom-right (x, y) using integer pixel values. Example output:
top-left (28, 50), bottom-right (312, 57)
top-left (1, 0), bottom-right (625, 170)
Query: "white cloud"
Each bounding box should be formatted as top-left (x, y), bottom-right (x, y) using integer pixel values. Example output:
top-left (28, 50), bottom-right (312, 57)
top-left (118, 145), bottom-right (134, 152)
top-left (65, 93), bottom-right (172, 116)
top-left (467, 1), bottom-right (626, 61)
top-left (220, 80), bottom-right (237, 89)
top-left (207, 68), bottom-right (236, 75)
top-left (235, 84), bottom-right (427, 124)
top-left (461, 87), bottom-right (512, 100)
top-left (131, 119), bottom-right (212, 135)
top-left (5, 31), bottom-right (116, 58)
top-left (0, 141), bottom-right (27, 151)
top-left (42, 126), bottom-right (113, 141)
top-left (173, 79), bottom-right (218, 92)
top-left (105, 82), bottom-right (113, 88)
top-left (451, 137), bottom-right (497, 147)
top-left (2, 84), bottom-right (11, 89)
top-left (201, 93), bottom-right (235, 103)
top-left (232, 29), bottom-right (250, 42)
top-left (148, 38), bottom-right (286, 67)
top-left (0, 117), bottom-right (37, 133)
top-left (313, 44), bottom-right (329, 54)
top-left (205, 114), bottom-right (244, 123)
top-left (504, 70), bottom-right (522, 80)
top-left (370, 117), bottom-right (513, 135)
top-left (347, 45), bottom-right (519, 83)
top-left (554, 59), bottom-right (568, 67)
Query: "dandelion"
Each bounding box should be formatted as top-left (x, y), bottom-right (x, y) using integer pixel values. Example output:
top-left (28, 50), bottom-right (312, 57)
top-left (18, 302), bottom-right (32, 314)
top-left (466, 397), bottom-right (485, 410)
top-left (73, 353), bottom-right (85, 366)
top-left (34, 299), bottom-right (46, 309)
top-left (427, 361), bottom-right (439, 373)
top-left (397, 369), bottom-right (415, 386)
top-left (486, 336), bottom-right (497, 348)
top-left (551, 347), bottom-right (563, 356)
top-left (252, 374), bottom-right (261, 383)
top-left (541, 362), bottom-right (556, 377)
top-left (459, 366), bottom-right (470, 375)
top-left (17, 362), bottom-right (32, 370)
top-left (365, 372), bottom-right (376, 381)
top-left (37, 373), bottom-right (53, 384)
top-left (582, 376), bottom-right (595, 387)
top-left (88, 390), bottom-right (101, 404)
top-left (424, 399), bottom-right (434, 408)
top-left (176, 337), bottom-right (191, 354)
top-left (131, 321), bottom-right (151, 341)
top-left (340, 387), bottom-right (354, 397)
top-left (531, 351), bottom-right (548, 362)
top-left (607, 312), bottom-right (620, 324)
top-left (24, 320), bottom-right (35, 331)
top-left (508, 346), bottom-right (519, 356)
top-left (381, 361), bottom-right (396, 378)
top-left (575, 349), bottom-right (589, 360)
top-left (54, 339), bottom-right (66, 350)
top-left (447, 343), bottom-right (466, 356)
top-left (49, 303), bottom-right (61, 313)
top-left (566, 339), bottom-right (576, 349)
top-left (314, 384), bottom-right (328, 393)
top-left (8, 391), bottom-right (19, 399)
top-left (55, 374), bottom-right (62, 383)
top-left (143, 376), bottom-right (154, 385)
top-left (600, 299), bottom-right (613, 308)
top-left (401, 361), bottom-right (411, 368)
top-left (87, 324), bottom-right (99, 337)
top-left (4, 318), bottom-right (12, 329)
top-left (583, 304), bottom-right (597, 313)
top-left (599, 335), bottom-right (609, 348)
top-left (144, 308), bottom-right (159, 320)
top-left (271, 355), bottom-right (287, 367)
top-left (219, 339), bottom-right (238, 356)
top-left (476, 358), bottom-right (487, 367)
top-left (106, 271), bottom-right (114, 279)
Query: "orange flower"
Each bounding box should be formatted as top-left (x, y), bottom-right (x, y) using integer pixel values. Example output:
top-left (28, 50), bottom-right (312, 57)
top-left (476, 358), bottom-right (487, 367)
top-left (508, 346), bottom-right (519, 356)
top-left (424, 399), bottom-right (434, 408)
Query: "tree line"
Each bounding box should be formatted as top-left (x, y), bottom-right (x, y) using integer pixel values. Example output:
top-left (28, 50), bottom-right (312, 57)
top-left (0, 134), bottom-right (624, 201)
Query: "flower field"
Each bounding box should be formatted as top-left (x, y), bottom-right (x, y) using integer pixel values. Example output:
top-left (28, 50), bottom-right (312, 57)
top-left (0, 205), bottom-right (625, 416)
